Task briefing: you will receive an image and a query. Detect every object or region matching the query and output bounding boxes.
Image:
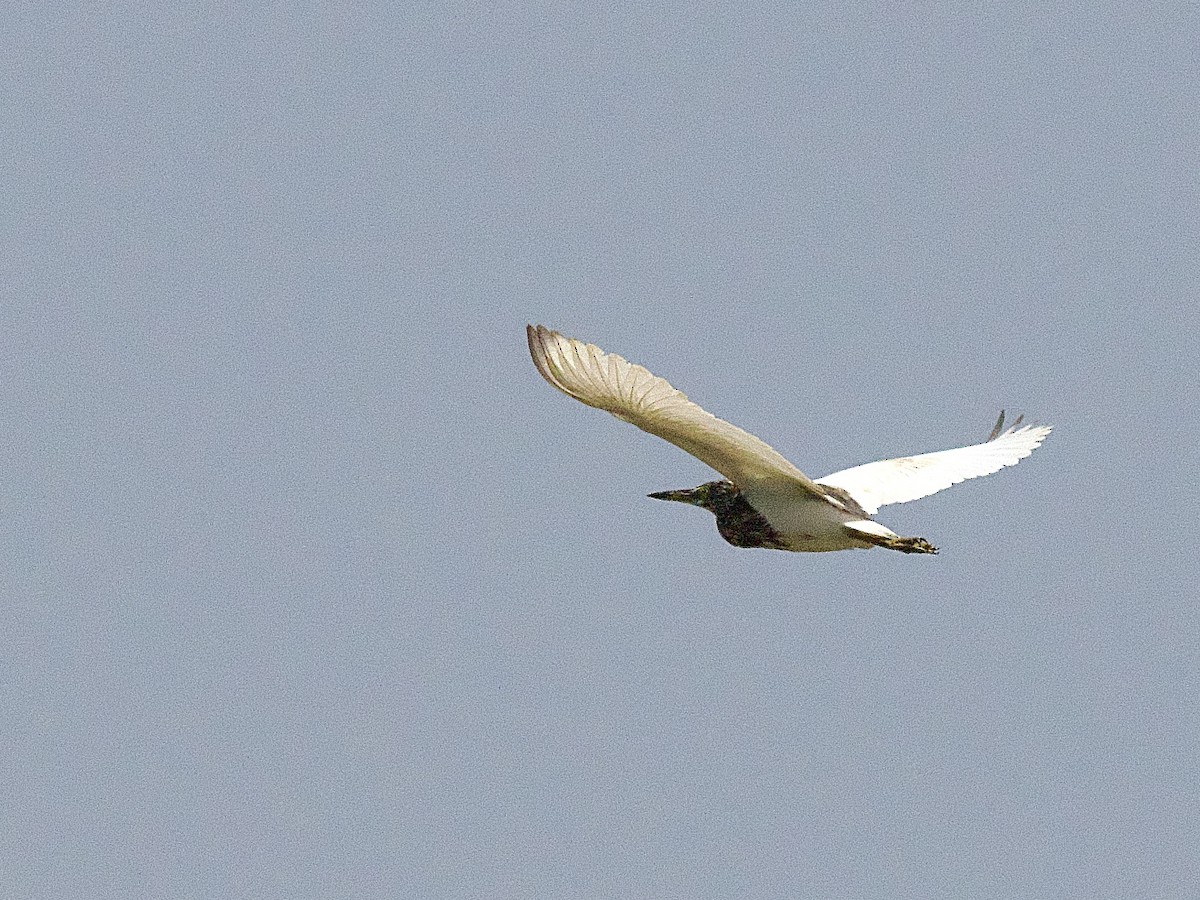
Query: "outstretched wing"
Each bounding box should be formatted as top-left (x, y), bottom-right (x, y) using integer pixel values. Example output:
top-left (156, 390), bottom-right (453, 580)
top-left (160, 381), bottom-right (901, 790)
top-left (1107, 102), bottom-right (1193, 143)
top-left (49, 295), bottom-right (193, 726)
top-left (814, 412), bottom-right (1051, 515)
top-left (527, 325), bottom-right (823, 494)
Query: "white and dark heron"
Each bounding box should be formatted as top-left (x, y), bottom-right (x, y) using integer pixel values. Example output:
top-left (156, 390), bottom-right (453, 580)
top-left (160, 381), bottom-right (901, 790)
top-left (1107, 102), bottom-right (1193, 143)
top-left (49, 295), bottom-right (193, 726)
top-left (527, 325), bottom-right (1051, 555)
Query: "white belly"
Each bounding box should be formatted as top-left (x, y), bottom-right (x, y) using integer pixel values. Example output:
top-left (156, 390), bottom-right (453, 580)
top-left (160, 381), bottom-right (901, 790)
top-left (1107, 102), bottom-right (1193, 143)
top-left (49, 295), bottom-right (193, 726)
top-left (741, 485), bottom-right (881, 553)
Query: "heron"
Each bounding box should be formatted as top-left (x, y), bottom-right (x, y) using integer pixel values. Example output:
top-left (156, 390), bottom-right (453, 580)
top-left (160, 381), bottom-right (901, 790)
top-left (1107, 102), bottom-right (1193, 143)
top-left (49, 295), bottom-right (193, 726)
top-left (527, 325), bottom-right (1051, 554)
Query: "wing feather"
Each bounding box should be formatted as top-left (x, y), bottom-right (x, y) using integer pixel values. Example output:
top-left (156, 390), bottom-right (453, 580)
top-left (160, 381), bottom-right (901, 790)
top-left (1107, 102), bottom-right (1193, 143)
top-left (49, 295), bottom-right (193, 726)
top-left (527, 325), bottom-right (822, 493)
top-left (815, 418), bottom-right (1051, 514)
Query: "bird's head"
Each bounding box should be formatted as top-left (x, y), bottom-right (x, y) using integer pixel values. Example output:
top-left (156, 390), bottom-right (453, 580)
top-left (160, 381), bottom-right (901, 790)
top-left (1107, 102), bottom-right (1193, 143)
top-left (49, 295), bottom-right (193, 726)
top-left (647, 480), bottom-right (738, 511)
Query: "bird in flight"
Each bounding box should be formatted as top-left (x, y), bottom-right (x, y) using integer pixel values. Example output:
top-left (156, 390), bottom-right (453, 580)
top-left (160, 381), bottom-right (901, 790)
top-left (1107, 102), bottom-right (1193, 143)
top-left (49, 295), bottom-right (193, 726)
top-left (527, 325), bottom-right (1051, 555)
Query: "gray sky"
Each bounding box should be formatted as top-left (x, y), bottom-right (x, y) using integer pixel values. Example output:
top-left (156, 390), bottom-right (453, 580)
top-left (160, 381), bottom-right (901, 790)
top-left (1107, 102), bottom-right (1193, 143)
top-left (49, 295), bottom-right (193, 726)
top-left (3, 3), bottom-right (1198, 898)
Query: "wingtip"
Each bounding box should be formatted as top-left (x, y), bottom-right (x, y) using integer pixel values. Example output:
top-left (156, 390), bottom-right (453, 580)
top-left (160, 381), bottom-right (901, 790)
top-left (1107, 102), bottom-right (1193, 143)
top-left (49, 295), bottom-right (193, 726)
top-left (527, 324), bottom-right (556, 388)
top-left (987, 410), bottom-right (1006, 442)
top-left (526, 324), bottom-right (561, 363)
top-left (987, 410), bottom-right (1047, 443)
top-left (527, 324), bottom-right (586, 400)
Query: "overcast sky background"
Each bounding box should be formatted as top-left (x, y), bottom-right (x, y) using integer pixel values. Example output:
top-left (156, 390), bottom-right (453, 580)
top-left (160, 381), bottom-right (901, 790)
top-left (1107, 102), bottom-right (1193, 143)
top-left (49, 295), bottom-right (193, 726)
top-left (3, 3), bottom-right (1198, 898)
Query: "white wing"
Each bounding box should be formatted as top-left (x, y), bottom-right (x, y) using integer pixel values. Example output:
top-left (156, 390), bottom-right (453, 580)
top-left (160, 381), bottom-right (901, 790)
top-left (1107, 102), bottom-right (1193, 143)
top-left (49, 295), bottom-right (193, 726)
top-left (815, 416), bottom-right (1051, 515)
top-left (527, 325), bottom-right (824, 495)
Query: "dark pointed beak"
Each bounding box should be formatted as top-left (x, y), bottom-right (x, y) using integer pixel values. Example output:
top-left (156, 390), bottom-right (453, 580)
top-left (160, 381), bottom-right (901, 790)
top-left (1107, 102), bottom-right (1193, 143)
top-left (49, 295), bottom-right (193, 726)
top-left (648, 488), bottom-right (699, 504)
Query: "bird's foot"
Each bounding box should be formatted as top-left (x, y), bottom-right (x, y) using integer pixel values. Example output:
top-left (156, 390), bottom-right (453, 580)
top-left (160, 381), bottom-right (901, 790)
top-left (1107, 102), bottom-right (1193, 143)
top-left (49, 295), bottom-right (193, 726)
top-left (888, 535), bottom-right (938, 554)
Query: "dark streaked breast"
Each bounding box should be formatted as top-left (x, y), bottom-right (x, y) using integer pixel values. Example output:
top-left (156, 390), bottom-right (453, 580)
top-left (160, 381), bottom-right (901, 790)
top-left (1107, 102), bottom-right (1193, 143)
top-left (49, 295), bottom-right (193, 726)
top-left (705, 482), bottom-right (790, 550)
